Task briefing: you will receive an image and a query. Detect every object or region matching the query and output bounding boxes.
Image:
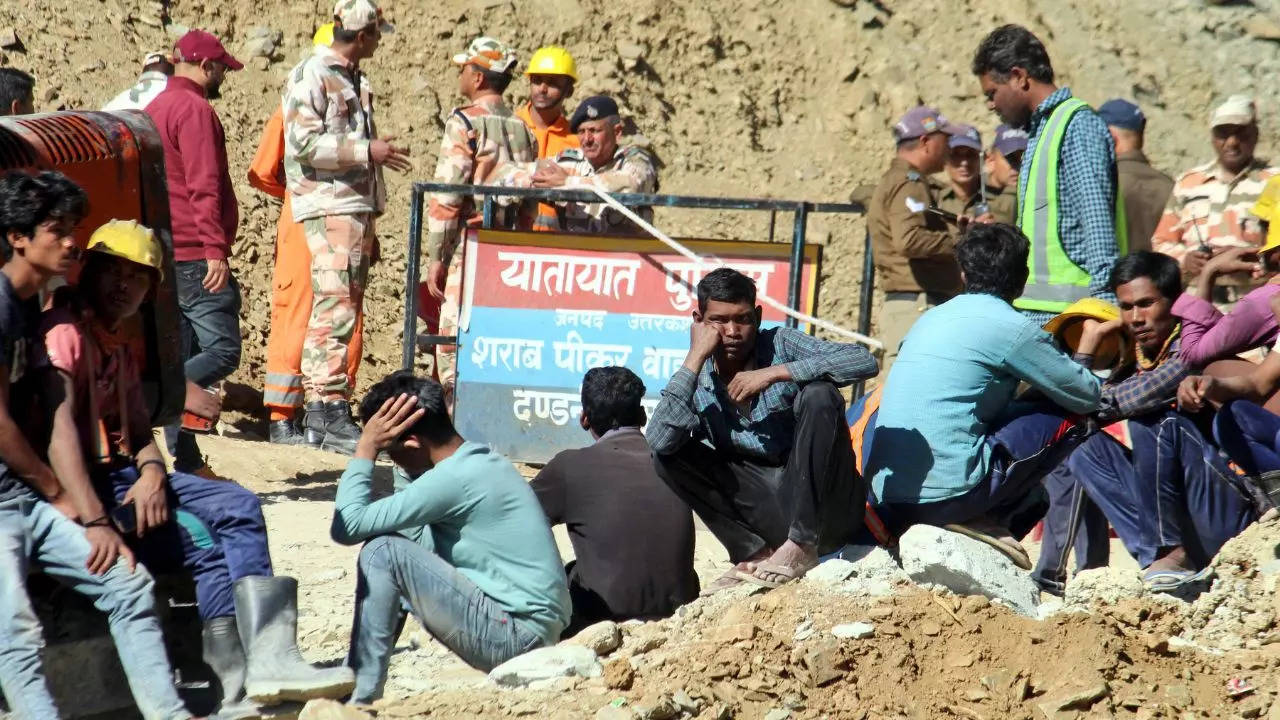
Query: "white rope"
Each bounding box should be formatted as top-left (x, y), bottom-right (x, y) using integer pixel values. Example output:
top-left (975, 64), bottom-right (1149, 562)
top-left (588, 186), bottom-right (885, 351)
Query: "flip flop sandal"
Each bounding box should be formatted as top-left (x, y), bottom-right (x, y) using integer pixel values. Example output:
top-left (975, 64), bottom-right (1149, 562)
top-left (735, 560), bottom-right (811, 590)
top-left (942, 523), bottom-right (1032, 570)
top-left (1143, 566), bottom-right (1213, 593)
top-left (700, 569), bottom-right (747, 597)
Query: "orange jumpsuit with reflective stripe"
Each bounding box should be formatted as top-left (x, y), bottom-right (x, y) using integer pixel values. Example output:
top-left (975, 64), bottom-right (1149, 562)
top-left (250, 108), bottom-right (363, 419)
top-left (516, 103), bottom-right (580, 232)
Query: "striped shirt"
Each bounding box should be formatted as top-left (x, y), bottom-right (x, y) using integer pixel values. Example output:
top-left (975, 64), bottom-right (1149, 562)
top-left (1018, 87), bottom-right (1121, 327)
top-left (1077, 337), bottom-right (1190, 423)
top-left (646, 327), bottom-right (878, 465)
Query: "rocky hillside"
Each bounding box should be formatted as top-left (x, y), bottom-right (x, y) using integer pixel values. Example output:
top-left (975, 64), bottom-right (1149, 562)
top-left (5, 0), bottom-right (1280, 400)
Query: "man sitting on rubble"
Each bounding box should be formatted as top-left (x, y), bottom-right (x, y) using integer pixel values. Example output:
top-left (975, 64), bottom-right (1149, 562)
top-left (332, 370), bottom-right (570, 703)
top-left (1062, 251), bottom-right (1257, 591)
top-left (34, 220), bottom-right (352, 715)
top-left (1034, 252), bottom-right (1207, 593)
top-left (532, 366), bottom-right (698, 634)
top-left (648, 268), bottom-right (877, 592)
top-left (496, 95), bottom-right (659, 234)
top-left (0, 171), bottom-right (197, 720)
top-left (865, 223), bottom-right (1102, 569)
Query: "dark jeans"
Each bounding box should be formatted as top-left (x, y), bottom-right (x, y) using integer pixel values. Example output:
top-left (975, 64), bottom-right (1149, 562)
top-left (1069, 411), bottom-right (1255, 569)
top-left (349, 535), bottom-right (544, 702)
top-left (1214, 399), bottom-right (1280, 475)
top-left (94, 466), bottom-right (272, 619)
top-left (877, 408), bottom-right (1085, 536)
top-left (1030, 461), bottom-right (1111, 594)
top-left (652, 382), bottom-right (861, 562)
top-left (164, 259), bottom-right (242, 472)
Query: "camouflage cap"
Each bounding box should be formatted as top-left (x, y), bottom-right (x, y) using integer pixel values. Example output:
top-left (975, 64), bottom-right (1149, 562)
top-left (948, 124), bottom-right (982, 151)
top-left (452, 36), bottom-right (517, 74)
top-left (1211, 94), bottom-right (1257, 129)
top-left (333, 0), bottom-right (395, 34)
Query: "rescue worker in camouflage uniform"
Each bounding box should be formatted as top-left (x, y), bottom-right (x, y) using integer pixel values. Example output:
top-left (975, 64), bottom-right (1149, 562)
top-left (423, 36), bottom-right (537, 403)
top-left (282, 0), bottom-right (411, 455)
top-left (103, 51), bottom-right (173, 111)
top-left (496, 95), bottom-right (659, 234)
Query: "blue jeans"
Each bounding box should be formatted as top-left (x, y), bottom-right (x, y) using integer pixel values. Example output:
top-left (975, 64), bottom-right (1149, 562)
top-left (1069, 411), bottom-right (1255, 568)
top-left (164, 259), bottom-right (242, 473)
top-left (95, 466), bottom-right (272, 619)
top-left (0, 491), bottom-right (191, 719)
top-left (348, 535), bottom-right (544, 702)
top-left (1030, 453), bottom-right (1113, 595)
top-left (1214, 399), bottom-right (1280, 475)
top-left (876, 407), bottom-right (1085, 535)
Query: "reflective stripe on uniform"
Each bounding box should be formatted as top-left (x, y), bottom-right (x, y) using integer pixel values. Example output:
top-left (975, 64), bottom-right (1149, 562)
top-left (263, 371), bottom-right (305, 409)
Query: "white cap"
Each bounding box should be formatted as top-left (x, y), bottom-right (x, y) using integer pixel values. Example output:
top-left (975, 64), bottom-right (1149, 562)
top-left (1211, 94), bottom-right (1257, 129)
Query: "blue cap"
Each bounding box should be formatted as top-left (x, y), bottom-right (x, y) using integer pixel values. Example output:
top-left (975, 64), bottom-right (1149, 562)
top-left (570, 95), bottom-right (620, 132)
top-left (948, 124), bottom-right (982, 151)
top-left (893, 105), bottom-right (963, 142)
top-left (1098, 99), bottom-right (1146, 132)
top-left (993, 124), bottom-right (1028, 156)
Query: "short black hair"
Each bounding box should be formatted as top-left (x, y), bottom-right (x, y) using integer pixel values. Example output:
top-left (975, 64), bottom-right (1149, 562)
top-left (332, 26), bottom-right (360, 44)
top-left (1108, 251), bottom-right (1181, 300)
top-left (473, 64), bottom-right (513, 94)
top-left (696, 267), bottom-right (757, 313)
top-left (956, 222), bottom-right (1030, 301)
top-left (0, 171), bottom-right (88, 261)
top-left (581, 366), bottom-right (646, 436)
top-left (358, 370), bottom-right (456, 445)
top-left (0, 68), bottom-right (34, 114)
top-left (971, 25), bottom-right (1055, 84)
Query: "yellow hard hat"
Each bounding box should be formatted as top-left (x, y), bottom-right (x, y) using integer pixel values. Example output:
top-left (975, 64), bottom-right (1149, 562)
top-left (86, 220), bottom-right (164, 280)
top-left (1043, 297), bottom-right (1128, 369)
top-left (313, 22), bottom-right (334, 48)
top-left (525, 46), bottom-right (577, 81)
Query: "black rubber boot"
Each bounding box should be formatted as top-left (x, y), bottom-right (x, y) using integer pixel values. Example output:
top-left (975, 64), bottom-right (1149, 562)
top-left (268, 418), bottom-right (305, 446)
top-left (234, 576), bottom-right (355, 705)
top-left (320, 401), bottom-right (360, 456)
top-left (202, 616), bottom-right (260, 719)
top-left (301, 401), bottom-right (326, 448)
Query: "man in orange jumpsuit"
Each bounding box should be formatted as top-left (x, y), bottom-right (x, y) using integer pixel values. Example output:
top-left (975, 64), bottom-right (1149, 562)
top-left (249, 23), bottom-right (365, 445)
top-left (517, 46), bottom-right (580, 231)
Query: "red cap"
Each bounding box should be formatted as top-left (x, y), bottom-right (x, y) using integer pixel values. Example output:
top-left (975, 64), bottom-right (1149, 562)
top-left (174, 30), bottom-right (243, 71)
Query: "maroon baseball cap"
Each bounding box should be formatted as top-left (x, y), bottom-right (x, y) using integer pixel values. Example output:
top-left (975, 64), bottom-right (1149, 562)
top-left (174, 30), bottom-right (243, 70)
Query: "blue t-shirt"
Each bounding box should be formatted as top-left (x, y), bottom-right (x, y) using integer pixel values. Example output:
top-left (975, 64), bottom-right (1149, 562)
top-left (332, 442), bottom-right (571, 642)
top-left (0, 272), bottom-right (38, 503)
top-left (866, 293), bottom-right (1101, 504)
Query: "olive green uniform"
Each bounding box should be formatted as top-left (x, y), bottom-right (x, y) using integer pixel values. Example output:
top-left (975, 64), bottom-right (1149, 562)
top-left (936, 181), bottom-right (1017, 226)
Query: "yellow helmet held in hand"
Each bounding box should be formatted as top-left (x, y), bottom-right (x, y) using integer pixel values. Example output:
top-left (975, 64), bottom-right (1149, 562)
top-left (313, 22), bottom-right (334, 48)
top-left (87, 220), bottom-right (164, 280)
top-left (525, 46), bottom-right (577, 81)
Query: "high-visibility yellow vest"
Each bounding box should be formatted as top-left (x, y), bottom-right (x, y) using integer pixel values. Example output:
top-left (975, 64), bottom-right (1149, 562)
top-left (1015, 97), bottom-right (1128, 314)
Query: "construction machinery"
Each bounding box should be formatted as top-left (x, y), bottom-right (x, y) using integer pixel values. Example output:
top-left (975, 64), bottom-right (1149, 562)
top-left (0, 109), bottom-right (183, 425)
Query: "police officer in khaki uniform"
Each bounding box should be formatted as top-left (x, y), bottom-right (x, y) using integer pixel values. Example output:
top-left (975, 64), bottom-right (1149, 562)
top-left (867, 105), bottom-right (964, 377)
top-left (937, 124), bottom-right (1016, 225)
top-left (1098, 99), bottom-right (1172, 252)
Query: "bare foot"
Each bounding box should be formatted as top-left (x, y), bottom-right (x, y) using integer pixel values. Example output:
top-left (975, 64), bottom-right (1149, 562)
top-left (1146, 546), bottom-right (1194, 575)
top-left (752, 539), bottom-right (818, 585)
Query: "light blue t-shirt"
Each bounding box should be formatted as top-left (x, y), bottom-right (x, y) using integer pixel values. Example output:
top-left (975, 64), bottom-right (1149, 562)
top-left (867, 293), bottom-right (1101, 504)
top-left (332, 442), bottom-right (570, 642)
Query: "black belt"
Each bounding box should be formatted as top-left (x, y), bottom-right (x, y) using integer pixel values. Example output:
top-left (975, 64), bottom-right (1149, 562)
top-left (884, 291), bottom-right (949, 305)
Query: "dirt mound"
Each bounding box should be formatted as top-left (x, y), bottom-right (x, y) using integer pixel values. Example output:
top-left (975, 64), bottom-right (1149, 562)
top-left (8, 0), bottom-right (1280, 408)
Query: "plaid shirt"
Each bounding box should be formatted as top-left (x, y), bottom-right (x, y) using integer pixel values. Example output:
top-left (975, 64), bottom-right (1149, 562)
top-left (1075, 336), bottom-right (1190, 423)
top-left (1019, 87), bottom-right (1122, 327)
top-left (646, 327), bottom-right (878, 464)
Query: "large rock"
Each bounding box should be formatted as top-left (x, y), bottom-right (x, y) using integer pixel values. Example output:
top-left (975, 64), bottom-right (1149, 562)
top-left (897, 526), bottom-right (1039, 617)
top-left (568, 620), bottom-right (622, 656)
top-left (489, 645), bottom-right (603, 687)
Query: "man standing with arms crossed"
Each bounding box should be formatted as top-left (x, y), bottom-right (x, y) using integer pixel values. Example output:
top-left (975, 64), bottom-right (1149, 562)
top-left (972, 24), bottom-right (1126, 327)
top-left (146, 30), bottom-right (244, 478)
top-left (423, 37), bottom-right (536, 404)
top-left (283, 1), bottom-right (410, 455)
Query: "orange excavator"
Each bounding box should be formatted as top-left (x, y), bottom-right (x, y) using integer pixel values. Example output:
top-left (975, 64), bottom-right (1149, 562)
top-left (0, 109), bottom-right (183, 424)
